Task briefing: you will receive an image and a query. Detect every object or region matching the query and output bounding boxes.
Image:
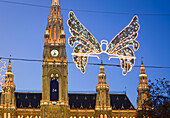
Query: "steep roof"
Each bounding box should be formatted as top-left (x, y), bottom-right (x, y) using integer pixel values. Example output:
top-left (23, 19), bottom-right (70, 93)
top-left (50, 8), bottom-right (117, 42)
top-left (15, 92), bottom-right (41, 108)
top-left (13, 92), bottom-right (135, 110)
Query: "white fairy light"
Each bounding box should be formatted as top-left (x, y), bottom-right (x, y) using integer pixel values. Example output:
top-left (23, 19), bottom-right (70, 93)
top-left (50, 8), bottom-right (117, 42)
top-left (68, 11), bottom-right (140, 75)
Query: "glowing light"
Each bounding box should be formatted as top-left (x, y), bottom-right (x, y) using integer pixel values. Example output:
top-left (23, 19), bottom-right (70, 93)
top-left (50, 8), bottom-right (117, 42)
top-left (68, 11), bottom-right (140, 75)
top-left (52, 0), bottom-right (59, 5)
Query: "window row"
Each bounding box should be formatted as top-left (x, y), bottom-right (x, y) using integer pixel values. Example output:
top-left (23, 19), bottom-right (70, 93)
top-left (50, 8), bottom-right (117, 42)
top-left (17, 115), bottom-right (40, 118)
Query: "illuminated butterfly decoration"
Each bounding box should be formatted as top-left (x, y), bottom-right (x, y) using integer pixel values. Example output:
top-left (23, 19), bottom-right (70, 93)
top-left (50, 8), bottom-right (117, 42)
top-left (67, 11), bottom-right (140, 75)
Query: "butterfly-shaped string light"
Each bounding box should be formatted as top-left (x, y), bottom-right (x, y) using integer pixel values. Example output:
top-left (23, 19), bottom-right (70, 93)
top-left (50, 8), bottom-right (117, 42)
top-left (67, 11), bottom-right (140, 75)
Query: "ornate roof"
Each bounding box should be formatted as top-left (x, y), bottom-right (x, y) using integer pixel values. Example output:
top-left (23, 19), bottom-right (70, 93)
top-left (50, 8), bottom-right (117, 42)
top-left (12, 92), bottom-right (135, 110)
top-left (69, 93), bottom-right (96, 109)
top-left (110, 94), bottom-right (135, 109)
top-left (15, 92), bottom-right (41, 108)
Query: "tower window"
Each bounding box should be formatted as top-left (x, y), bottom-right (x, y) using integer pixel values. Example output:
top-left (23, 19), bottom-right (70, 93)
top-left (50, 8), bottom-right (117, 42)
top-left (50, 76), bottom-right (59, 101)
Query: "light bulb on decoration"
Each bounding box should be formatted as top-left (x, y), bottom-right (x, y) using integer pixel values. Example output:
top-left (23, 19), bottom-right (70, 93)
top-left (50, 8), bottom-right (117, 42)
top-left (67, 11), bottom-right (140, 75)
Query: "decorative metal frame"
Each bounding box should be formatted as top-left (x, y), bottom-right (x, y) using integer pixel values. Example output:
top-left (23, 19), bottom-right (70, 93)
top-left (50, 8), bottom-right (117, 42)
top-left (68, 11), bottom-right (140, 75)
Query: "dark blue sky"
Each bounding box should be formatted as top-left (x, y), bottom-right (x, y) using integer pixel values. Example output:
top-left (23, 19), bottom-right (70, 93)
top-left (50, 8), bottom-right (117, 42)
top-left (0, 0), bottom-right (170, 108)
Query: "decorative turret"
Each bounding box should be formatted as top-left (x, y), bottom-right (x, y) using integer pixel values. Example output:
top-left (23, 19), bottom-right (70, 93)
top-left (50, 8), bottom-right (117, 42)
top-left (98, 62), bottom-right (106, 83)
top-left (95, 62), bottom-right (112, 118)
top-left (4, 60), bottom-right (15, 92)
top-left (0, 60), bottom-right (16, 117)
top-left (137, 60), bottom-right (150, 110)
top-left (7, 60), bottom-right (12, 72)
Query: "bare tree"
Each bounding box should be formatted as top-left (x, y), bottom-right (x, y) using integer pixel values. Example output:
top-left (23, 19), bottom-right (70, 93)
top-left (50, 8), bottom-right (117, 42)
top-left (137, 78), bottom-right (170, 118)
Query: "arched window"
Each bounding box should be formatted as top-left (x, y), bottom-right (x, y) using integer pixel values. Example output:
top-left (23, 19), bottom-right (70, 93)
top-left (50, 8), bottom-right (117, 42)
top-left (100, 114), bottom-right (103, 118)
top-left (50, 74), bottom-right (59, 101)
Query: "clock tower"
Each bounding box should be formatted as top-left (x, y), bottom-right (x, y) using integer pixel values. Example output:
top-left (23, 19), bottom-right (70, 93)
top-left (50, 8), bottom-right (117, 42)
top-left (40, 0), bottom-right (69, 118)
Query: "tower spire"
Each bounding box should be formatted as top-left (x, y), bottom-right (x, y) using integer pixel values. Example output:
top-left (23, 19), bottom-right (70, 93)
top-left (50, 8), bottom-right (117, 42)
top-left (7, 55), bottom-right (12, 72)
top-left (140, 57), bottom-right (145, 74)
top-left (99, 61), bottom-right (104, 74)
top-left (141, 56), bottom-right (143, 65)
top-left (95, 62), bottom-right (112, 117)
top-left (52, 0), bottom-right (59, 5)
top-left (137, 59), bottom-right (150, 111)
top-left (1, 56), bottom-right (16, 112)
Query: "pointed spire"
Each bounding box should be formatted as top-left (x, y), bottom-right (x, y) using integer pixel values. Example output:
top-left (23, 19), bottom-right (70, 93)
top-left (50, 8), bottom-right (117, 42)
top-left (52, 0), bottom-right (59, 5)
top-left (7, 55), bottom-right (12, 72)
top-left (141, 56), bottom-right (144, 67)
top-left (99, 61), bottom-right (104, 73)
top-left (141, 56), bottom-right (144, 64)
top-left (140, 57), bottom-right (145, 74)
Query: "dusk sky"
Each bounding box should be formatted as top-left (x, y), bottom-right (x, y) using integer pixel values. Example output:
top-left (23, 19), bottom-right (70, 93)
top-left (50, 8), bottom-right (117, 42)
top-left (0, 0), bottom-right (170, 108)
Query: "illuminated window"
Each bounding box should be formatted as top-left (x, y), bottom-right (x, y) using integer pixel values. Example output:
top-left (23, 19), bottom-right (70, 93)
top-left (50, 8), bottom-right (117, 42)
top-left (7, 113), bottom-right (10, 118)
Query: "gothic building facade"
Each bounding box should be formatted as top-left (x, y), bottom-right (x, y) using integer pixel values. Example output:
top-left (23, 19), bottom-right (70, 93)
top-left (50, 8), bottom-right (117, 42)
top-left (0, 0), bottom-right (150, 118)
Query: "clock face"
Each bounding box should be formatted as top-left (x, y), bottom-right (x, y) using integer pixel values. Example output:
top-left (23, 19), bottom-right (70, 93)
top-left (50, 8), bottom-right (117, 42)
top-left (51, 49), bottom-right (59, 57)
